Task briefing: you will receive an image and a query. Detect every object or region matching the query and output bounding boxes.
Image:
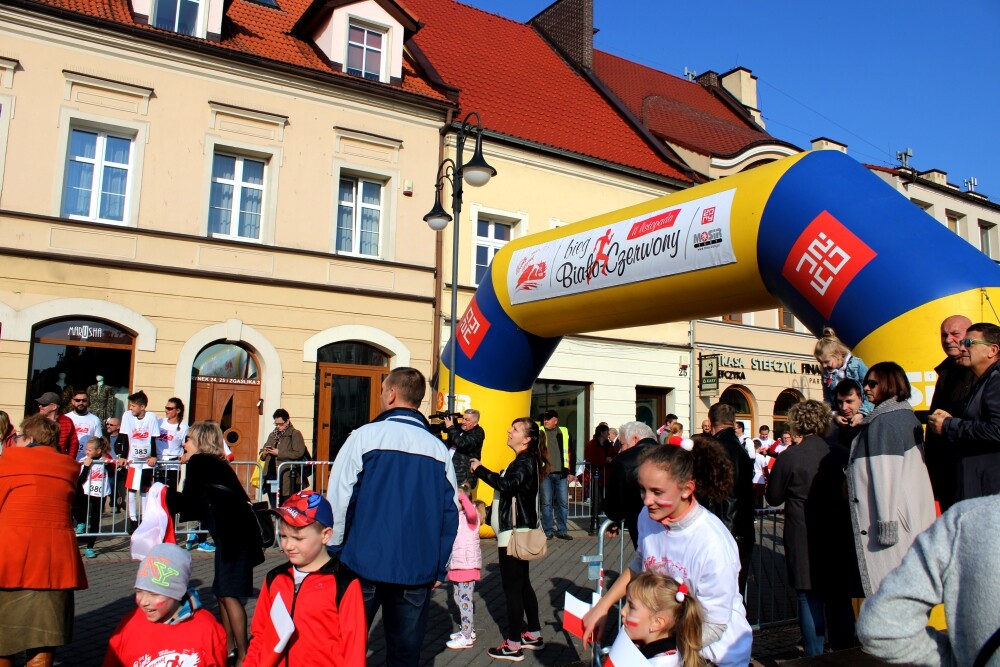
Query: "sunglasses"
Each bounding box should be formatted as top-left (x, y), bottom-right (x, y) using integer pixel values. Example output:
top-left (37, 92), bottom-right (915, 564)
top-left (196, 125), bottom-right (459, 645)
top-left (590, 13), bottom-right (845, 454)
top-left (164, 406), bottom-right (177, 411)
top-left (864, 380), bottom-right (879, 389)
top-left (960, 338), bottom-right (992, 348)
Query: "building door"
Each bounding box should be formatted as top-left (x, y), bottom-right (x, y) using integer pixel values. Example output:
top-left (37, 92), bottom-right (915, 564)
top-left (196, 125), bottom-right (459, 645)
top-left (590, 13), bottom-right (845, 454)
top-left (314, 343), bottom-right (390, 492)
top-left (190, 343), bottom-right (261, 462)
top-left (635, 387), bottom-right (671, 431)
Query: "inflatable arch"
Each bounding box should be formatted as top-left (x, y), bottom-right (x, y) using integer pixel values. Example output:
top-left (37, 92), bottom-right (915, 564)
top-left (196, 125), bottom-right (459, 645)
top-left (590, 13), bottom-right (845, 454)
top-left (437, 150), bottom-right (1000, 493)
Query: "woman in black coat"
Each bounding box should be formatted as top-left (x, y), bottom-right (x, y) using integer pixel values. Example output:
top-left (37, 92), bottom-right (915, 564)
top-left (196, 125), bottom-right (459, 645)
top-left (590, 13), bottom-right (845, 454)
top-left (470, 418), bottom-right (548, 661)
top-left (766, 399), bottom-right (859, 656)
top-left (172, 420), bottom-right (264, 666)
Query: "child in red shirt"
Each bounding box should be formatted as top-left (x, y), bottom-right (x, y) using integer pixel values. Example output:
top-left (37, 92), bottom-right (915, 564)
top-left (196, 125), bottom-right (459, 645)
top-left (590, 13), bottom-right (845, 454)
top-left (103, 543), bottom-right (227, 666)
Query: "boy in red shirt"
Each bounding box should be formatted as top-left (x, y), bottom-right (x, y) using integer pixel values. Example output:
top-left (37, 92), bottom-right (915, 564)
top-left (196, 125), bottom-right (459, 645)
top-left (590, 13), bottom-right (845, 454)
top-left (104, 543), bottom-right (227, 666)
top-left (244, 491), bottom-right (366, 667)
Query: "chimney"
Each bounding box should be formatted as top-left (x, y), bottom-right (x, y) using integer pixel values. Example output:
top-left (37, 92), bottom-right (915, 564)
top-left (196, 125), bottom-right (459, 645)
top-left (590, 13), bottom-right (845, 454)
top-left (530, 0), bottom-right (594, 71)
top-left (919, 169), bottom-right (949, 187)
top-left (720, 67), bottom-right (763, 128)
top-left (810, 137), bottom-right (848, 153)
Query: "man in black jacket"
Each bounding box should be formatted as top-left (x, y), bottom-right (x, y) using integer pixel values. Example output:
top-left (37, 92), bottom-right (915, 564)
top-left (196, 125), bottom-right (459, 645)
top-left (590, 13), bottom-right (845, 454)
top-left (603, 421), bottom-right (657, 548)
top-left (709, 402), bottom-right (755, 593)
top-left (444, 409), bottom-right (485, 489)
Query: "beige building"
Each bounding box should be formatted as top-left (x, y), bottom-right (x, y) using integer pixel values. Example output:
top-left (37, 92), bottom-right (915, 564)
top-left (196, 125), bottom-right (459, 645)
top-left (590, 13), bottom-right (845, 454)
top-left (0, 0), bottom-right (452, 464)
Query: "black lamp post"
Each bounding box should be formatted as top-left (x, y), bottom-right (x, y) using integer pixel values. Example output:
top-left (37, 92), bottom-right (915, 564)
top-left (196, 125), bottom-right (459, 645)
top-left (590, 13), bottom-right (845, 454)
top-left (424, 112), bottom-right (497, 413)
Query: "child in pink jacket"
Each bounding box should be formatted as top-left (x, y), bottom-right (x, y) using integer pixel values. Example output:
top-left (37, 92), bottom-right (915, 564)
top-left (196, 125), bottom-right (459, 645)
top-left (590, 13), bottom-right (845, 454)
top-left (446, 484), bottom-right (486, 650)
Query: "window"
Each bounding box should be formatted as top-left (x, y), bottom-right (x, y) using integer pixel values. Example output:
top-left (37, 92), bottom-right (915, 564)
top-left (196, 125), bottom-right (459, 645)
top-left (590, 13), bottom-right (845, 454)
top-left (208, 153), bottom-right (266, 242)
top-left (61, 128), bottom-right (134, 223)
top-left (980, 222), bottom-right (995, 259)
top-left (947, 215), bottom-right (959, 234)
top-left (152, 0), bottom-right (201, 36)
top-left (337, 176), bottom-right (382, 256)
top-left (777, 307), bottom-right (795, 331)
top-left (773, 389), bottom-right (804, 436)
top-left (346, 23), bottom-right (384, 81)
top-left (722, 313), bottom-right (743, 324)
top-left (475, 218), bottom-right (512, 285)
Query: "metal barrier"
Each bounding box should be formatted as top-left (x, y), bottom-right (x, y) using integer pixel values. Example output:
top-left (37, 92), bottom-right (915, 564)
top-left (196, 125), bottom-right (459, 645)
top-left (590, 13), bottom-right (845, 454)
top-left (75, 459), bottom-right (264, 545)
top-left (568, 463), bottom-right (609, 532)
top-left (273, 460), bottom-right (333, 502)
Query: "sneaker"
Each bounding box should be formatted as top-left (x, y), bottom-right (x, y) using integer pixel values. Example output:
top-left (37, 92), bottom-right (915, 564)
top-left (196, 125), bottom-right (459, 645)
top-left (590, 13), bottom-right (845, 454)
top-left (520, 632), bottom-right (543, 651)
top-left (75, 523), bottom-right (86, 534)
top-left (186, 534), bottom-right (199, 550)
top-left (545, 533), bottom-right (553, 540)
top-left (126, 519), bottom-right (138, 535)
top-left (196, 542), bottom-right (216, 553)
top-left (84, 548), bottom-right (97, 559)
top-left (487, 640), bottom-right (524, 661)
top-left (450, 631), bottom-right (477, 641)
top-left (556, 533), bottom-right (573, 540)
top-left (446, 635), bottom-right (475, 650)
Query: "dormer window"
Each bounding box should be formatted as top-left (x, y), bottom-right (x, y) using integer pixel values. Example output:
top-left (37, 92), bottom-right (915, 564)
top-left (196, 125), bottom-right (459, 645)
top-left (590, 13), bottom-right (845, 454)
top-left (347, 23), bottom-right (385, 81)
top-left (152, 0), bottom-right (201, 35)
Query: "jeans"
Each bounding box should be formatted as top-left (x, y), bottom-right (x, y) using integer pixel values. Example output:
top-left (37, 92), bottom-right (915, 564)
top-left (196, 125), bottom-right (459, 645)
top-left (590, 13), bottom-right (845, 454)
top-left (797, 590), bottom-right (857, 656)
top-left (540, 473), bottom-right (568, 535)
top-left (361, 579), bottom-right (431, 667)
top-left (498, 547), bottom-right (540, 641)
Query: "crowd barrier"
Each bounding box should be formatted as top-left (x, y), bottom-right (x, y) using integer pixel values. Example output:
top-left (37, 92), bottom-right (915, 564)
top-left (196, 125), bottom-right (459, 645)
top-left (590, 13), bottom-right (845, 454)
top-left (568, 463), bottom-right (609, 533)
top-left (74, 459), bottom-right (264, 543)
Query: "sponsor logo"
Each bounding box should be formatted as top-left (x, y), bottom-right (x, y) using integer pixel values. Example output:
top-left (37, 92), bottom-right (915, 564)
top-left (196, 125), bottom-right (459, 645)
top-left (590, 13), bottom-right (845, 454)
top-left (508, 190), bottom-right (737, 304)
top-left (457, 298), bottom-right (491, 359)
top-left (781, 211), bottom-right (876, 319)
top-left (132, 430), bottom-right (150, 440)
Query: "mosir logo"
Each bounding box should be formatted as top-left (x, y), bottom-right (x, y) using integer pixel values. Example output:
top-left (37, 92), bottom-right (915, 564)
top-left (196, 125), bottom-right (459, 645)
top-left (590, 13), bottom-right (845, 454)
top-left (781, 211), bottom-right (876, 319)
top-left (507, 190), bottom-right (737, 304)
top-left (456, 298), bottom-right (491, 359)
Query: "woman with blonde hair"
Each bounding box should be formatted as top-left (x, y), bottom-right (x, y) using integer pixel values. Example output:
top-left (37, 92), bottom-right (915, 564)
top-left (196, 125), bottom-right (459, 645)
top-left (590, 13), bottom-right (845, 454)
top-left (169, 420), bottom-right (263, 666)
top-left (766, 400), bottom-right (859, 655)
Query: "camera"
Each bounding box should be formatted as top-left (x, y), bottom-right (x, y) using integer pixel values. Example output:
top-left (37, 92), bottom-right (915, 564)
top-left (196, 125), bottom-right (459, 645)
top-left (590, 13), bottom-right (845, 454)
top-left (428, 411), bottom-right (462, 437)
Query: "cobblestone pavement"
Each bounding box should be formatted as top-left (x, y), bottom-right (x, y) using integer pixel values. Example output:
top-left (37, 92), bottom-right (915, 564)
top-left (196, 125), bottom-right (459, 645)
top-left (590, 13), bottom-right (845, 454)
top-left (49, 521), bottom-right (801, 666)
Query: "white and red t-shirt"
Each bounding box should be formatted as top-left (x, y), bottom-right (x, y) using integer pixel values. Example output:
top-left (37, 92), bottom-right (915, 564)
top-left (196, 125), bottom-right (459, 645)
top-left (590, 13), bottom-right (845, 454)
top-left (121, 411), bottom-right (159, 464)
top-left (67, 411), bottom-right (103, 461)
top-left (158, 419), bottom-right (189, 460)
top-left (81, 454), bottom-right (115, 498)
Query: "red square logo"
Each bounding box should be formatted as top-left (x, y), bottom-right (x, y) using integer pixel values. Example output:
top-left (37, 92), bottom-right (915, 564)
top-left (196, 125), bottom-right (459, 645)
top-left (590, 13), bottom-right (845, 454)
top-left (701, 207), bottom-right (716, 225)
top-left (457, 298), bottom-right (491, 359)
top-left (781, 211), bottom-right (876, 319)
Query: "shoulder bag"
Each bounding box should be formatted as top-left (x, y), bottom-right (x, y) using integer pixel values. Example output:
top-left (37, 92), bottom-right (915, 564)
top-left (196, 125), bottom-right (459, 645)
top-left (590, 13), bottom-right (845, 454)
top-left (208, 482), bottom-right (275, 549)
top-left (507, 493), bottom-right (547, 561)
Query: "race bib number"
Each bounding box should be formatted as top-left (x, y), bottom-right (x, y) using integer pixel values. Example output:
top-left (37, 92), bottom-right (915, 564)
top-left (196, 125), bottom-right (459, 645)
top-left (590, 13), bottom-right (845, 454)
top-left (132, 445), bottom-right (150, 460)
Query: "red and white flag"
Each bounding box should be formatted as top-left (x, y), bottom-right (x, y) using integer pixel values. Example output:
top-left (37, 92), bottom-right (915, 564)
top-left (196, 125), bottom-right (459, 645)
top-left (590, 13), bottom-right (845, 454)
top-left (130, 483), bottom-right (176, 561)
top-left (602, 629), bottom-right (649, 667)
top-left (255, 592), bottom-right (296, 667)
top-left (563, 591), bottom-right (592, 639)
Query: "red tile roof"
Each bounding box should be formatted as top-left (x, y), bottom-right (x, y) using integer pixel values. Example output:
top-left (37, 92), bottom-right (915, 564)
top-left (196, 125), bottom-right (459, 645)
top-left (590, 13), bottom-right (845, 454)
top-left (403, 0), bottom-right (690, 182)
top-left (23, 0), bottom-right (449, 101)
top-left (592, 50), bottom-right (774, 158)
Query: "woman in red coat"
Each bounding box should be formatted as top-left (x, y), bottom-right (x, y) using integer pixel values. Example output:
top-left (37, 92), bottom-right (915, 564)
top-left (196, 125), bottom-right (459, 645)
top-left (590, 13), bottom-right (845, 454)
top-left (0, 414), bottom-right (89, 667)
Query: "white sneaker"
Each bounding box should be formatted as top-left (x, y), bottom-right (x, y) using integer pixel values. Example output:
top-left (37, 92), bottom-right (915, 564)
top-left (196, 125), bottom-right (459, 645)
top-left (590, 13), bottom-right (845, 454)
top-left (449, 630), bottom-right (476, 641)
top-left (446, 635), bottom-right (475, 650)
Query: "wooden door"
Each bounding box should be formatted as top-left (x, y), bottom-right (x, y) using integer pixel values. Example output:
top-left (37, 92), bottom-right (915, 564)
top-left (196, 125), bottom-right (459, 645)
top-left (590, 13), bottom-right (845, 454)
top-left (315, 363), bottom-right (386, 492)
top-left (191, 378), bottom-right (261, 462)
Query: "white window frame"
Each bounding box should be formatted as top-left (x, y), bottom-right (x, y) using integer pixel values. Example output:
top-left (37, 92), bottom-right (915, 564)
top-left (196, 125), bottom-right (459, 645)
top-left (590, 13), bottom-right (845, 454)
top-left (345, 20), bottom-right (387, 82)
top-left (0, 92), bottom-right (14, 199)
top-left (61, 127), bottom-right (134, 224)
top-left (53, 107), bottom-right (149, 228)
top-left (151, 0), bottom-right (204, 37)
top-left (980, 221), bottom-right (996, 259)
top-left (471, 206), bottom-right (525, 286)
top-left (201, 136), bottom-right (281, 245)
top-left (207, 152), bottom-right (267, 242)
top-left (335, 175), bottom-right (384, 258)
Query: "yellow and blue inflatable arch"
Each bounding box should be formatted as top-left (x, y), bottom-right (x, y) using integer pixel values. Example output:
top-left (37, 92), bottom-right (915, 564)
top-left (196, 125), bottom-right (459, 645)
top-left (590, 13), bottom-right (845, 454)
top-left (440, 150), bottom-right (1000, 487)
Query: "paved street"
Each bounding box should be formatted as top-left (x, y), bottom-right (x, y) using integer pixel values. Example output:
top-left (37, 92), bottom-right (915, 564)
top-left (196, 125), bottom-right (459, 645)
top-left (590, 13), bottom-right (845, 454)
top-left (55, 516), bottom-right (800, 666)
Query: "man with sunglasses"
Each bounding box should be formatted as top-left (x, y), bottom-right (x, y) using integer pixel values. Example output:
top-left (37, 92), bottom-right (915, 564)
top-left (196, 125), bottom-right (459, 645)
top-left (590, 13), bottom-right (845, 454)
top-left (924, 315), bottom-right (975, 511)
top-left (929, 322), bottom-right (1000, 501)
top-left (66, 390), bottom-right (102, 462)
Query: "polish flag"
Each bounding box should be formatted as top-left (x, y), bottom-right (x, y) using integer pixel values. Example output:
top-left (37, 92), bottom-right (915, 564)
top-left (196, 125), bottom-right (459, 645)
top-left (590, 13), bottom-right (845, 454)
top-left (255, 592), bottom-right (296, 667)
top-left (563, 592), bottom-right (592, 639)
top-left (602, 629), bottom-right (648, 667)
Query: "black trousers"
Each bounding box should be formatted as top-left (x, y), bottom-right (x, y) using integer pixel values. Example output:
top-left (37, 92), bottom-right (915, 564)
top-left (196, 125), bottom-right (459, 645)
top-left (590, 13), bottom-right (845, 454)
top-left (498, 547), bottom-right (540, 641)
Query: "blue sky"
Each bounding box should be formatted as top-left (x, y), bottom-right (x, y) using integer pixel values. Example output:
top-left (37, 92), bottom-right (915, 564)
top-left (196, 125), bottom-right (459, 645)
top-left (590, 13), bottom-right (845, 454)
top-left (461, 0), bottom-right (999, 197)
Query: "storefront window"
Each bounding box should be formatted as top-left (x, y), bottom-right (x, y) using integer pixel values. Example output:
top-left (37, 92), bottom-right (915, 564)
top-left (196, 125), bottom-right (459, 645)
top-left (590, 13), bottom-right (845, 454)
top-left (28, 318), bottom-right (135, 419)
top-left (773, 389), bottom-right (804, 437)
top-left (317, 341), bottom-right (388, 367)
top-left (720, 385), bottom-right (754, 428)
top-left (192, 343), bottom-right (259, 379)
top-left (531, 380), bottom-right (589, 466)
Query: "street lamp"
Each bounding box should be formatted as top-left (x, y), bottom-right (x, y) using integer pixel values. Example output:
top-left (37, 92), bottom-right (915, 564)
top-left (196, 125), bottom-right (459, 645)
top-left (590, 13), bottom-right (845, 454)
top-left (424, 112), bottom-right (497, 413)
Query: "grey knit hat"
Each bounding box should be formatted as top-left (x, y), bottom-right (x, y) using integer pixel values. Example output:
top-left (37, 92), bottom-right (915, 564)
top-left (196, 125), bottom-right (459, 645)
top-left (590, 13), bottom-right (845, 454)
top-left (135, 543), bottom-right (191, 601)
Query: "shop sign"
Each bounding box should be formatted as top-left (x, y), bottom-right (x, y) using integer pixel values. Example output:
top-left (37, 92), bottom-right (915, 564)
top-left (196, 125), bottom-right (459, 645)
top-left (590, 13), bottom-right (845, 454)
top-left (507, 189), bottom-right (737, 304)
top-left (699, 354), bottom-right (720, 396)
top-left (718, 354), bottom-right (822, 376)
top-left (194, 376), bottom-right (261, 385)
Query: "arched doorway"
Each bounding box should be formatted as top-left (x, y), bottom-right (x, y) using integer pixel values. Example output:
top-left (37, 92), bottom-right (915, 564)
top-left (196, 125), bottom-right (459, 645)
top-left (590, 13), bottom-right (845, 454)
top-left (27, 318), bottom-right (135, 420)
top-left (315, 342), bottom-right (389, 467)
top-left (720, 385), bottom-right (754, 432)
top-left (190, 342), bottom-right (261, 462)
top-left (773, 389), bottom-right (805, 437)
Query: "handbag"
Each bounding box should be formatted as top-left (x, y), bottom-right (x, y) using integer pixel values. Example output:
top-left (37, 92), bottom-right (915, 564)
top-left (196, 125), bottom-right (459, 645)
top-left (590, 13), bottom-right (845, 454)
top-left (208, 483), bottom-right (275, 549)
top-left (507, 494), bottom-right (547, 561)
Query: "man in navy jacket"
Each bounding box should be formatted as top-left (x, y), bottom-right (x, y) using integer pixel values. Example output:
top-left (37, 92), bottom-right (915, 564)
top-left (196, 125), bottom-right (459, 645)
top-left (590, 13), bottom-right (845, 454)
top-left (327, 367), bottom-right (459, 667)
